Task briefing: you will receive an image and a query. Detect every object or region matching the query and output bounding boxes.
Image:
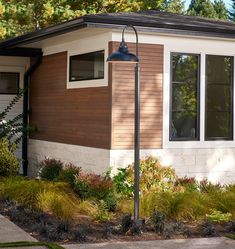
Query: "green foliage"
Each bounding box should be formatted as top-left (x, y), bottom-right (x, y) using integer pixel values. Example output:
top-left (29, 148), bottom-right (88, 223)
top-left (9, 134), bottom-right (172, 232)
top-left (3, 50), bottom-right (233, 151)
top-left (113, 168), bottom-right (133, 197)
top-left (175, 176), bottom-right (198, 191)
top-left (188, 0), bottom-right (217, 18)
top-left (120, 213), bottom-right (132, 233)
top-left (57, 163), bottom-right (81, 185)
top-left (0, 241), bottom-right (65, 249)
top-left (206, 210), bottom-right (232, 223)
top-left (199, 178), bottom-right (222, 193)
top-left (226, 234), bottom-right (235, 240)
top-left (213, 0), bottom-right (228, 20)
top-left (0, 89), bottom-right (34, 146)
top-left (151, 210), bottom-right (165, 233)
top-left (39, 158), bottom-right (63, 181)
top-left (187, 0), bottom-right (228, 20)
top-left (73, 172), bottom-right (113, 200)
top-left (163, 0), bottom-right (185, 14)
top-left (114, 156), bottom-right (177, 197)
top-left (0, 138), bottom-right (19, 176)
top-left (103, 192), bottom-right (117, 212)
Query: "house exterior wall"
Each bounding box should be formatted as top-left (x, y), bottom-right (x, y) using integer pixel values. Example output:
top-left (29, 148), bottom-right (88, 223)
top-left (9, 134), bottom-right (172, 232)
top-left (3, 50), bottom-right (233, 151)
top-left (109, 42), bottom-right (163, 149)
top-left (29, 51), bottom-right (111, 149)
top-left (0, 56), bottom-right (29, 173)
top-left (27, 28), bottom-right (235, 183)
top-left (109, 31), bottom-right (235, 183)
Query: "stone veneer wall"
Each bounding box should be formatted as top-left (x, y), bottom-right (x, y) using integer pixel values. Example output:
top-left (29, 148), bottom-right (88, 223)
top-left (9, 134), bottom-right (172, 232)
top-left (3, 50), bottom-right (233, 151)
top-left (28, 139), bottom-right (235, 184)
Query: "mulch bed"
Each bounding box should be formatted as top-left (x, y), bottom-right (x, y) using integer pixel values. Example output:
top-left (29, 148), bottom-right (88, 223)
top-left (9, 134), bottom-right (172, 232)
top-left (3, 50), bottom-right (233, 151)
top-left (0, 199), bottom-right (234, 243)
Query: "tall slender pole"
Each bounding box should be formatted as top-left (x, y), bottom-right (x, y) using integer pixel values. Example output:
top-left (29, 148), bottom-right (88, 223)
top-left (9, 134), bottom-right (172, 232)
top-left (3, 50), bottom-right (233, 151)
top-left (134, 62), bottom-right (140, 221)
top-left (107, 24), bottom-right (140, 222)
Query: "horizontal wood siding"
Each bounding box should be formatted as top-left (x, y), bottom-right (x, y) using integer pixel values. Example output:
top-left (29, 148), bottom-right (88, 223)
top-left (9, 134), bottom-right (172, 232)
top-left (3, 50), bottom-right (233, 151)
top-left (110, 42), bottom-right (163, 149)
top-left (30, 52), bottom-right (111, 149)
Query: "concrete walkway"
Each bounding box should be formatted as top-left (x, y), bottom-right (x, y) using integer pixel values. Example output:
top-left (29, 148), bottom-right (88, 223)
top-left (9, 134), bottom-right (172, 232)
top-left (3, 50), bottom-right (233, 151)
top-left (63, 237), bottom-right (235, 249)
top-left (0, 214), bottom-right (37, 243)
top-left (0, 214), bottom-right (235, 249)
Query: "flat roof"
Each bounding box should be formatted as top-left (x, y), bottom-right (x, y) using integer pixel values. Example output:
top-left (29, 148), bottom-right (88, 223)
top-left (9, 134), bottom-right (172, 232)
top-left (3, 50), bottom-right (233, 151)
top-left (1, 10), bottom-right (235, 49)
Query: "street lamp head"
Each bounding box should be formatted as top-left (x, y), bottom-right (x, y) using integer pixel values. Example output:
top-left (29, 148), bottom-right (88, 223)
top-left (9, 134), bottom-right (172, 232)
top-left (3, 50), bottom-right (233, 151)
top-left (107, 40), bottom-right (139, 63)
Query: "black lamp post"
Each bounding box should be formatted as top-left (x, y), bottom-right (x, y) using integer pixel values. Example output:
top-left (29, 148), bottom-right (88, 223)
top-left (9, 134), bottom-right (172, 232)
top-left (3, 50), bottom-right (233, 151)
top-left (107, 25), bottom-right (140, 221)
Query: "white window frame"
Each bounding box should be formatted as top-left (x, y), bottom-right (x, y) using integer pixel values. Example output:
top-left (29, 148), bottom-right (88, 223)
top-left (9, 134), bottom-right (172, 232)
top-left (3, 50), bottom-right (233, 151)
top-left (164, 49), bottom-right (235, 149)
top-left (0, 66), bottom-right (24, 98)
top-left (67, 47), bottom-right (108, 89)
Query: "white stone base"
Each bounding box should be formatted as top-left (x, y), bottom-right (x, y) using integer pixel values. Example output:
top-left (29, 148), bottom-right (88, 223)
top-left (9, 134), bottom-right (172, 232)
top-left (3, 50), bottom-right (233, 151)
top-left (28, 139), bottom-right (110, 177)
top-left (28, 139), bottom-right (235, 184)
top-left (110, 148), bottom-right (235, 184)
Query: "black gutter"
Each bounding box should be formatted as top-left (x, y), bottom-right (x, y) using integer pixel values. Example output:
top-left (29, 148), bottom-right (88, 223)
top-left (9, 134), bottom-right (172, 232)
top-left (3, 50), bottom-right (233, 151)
top-left (0, 47), bottom-right (43, 57)
top-left (22, 51), bottom-right (43, 176)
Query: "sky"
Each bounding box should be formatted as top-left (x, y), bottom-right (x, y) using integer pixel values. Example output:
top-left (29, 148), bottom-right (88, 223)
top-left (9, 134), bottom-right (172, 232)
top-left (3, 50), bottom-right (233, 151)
top-left (185, 0), bottom-right (232, 10)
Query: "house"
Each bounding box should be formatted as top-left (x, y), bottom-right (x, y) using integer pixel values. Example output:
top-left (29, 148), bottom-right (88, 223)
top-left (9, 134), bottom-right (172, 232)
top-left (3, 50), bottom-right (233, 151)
top-left (0, 10), bottom-right (235, 183)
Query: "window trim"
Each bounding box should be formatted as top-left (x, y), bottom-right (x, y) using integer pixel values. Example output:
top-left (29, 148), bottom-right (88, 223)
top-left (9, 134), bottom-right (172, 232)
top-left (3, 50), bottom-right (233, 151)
top-left (67, 48), bottom-right (108, 89)
top-left (69, 50), bottom-right (105, 82)
top-left (205, 54), bottom-right (234, 141)
top-left (169, 52), bottom-right (201, 141)
top-left (0, 72), bottom-right (20, 95)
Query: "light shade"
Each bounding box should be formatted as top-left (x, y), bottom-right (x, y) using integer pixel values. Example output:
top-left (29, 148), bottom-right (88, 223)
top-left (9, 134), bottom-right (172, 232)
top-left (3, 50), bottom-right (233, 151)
top-left (107, 41), bottom-right (139, 63)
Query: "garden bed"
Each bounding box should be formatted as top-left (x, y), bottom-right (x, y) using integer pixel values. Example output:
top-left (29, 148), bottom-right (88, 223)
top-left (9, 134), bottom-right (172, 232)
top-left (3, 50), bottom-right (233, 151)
top-left (0, 156), bottom-right (235, 243)
top-left (0, 199), bottom-right (234, 243)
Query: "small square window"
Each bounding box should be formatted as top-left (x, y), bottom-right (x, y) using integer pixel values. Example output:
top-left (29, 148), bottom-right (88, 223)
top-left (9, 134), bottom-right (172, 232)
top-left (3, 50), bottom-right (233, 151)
top-left (0, 72), bottom-right (19, 94)
top-left (69, 50), bottom-right (104, 82)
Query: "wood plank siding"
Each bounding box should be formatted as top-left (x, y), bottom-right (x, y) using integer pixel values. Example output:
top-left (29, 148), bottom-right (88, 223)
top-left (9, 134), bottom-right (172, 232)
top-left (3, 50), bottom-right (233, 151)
top-left (29, 52), bottom-right (111, 149)
top-left (109, 42), bottom-right (163, 149)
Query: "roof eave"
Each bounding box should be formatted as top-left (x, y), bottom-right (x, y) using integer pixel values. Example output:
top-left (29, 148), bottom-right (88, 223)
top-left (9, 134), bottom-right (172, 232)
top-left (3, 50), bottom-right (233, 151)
top-left (0, 17), bottom-right (87, 49)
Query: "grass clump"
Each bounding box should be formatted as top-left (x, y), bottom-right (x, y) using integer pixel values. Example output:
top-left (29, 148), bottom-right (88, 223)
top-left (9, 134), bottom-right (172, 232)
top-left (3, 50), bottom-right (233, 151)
top-left (0, 176), bottom-right (78, 220)
top-left (0, 138), bottom-right (19, 176)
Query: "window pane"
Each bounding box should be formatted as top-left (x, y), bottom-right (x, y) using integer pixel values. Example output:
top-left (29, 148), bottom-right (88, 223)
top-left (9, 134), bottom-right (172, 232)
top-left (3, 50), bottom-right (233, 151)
top-left (206, 55), bottom-right (233, 140)
top-left (0, 72), bottom-right (19, 94)
top-left (70, 50), bottom-right (104, 81)
top-left (170, 54), bottom-right (199, 140)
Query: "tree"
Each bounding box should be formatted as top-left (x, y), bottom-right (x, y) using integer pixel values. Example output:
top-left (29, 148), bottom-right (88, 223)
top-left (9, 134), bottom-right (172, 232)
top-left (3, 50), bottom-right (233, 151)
top-left (163, 0), bottom-right (185, 14)
top-left (187, 0), bottom-right (217, 18)
top-left (229, 0), bottom-right (235, 20)
top-left (213, 0), bottom-right (228, 20)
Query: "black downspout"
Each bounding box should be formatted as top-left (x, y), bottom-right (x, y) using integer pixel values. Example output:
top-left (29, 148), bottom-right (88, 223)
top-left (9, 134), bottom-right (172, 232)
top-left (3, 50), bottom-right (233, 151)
top-left (22, 53), bottom-right (43, 176)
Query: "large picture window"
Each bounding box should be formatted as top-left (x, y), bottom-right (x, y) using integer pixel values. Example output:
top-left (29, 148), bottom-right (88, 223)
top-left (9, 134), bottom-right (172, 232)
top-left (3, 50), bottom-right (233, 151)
top-left (0, 72), bottom-right (19, 94)
top-left (170, 53), bottom-right (200, 141)
top-left (205, 55), bottom-right (233, 140)
top-left (69, 50), bottom-right (104, 82)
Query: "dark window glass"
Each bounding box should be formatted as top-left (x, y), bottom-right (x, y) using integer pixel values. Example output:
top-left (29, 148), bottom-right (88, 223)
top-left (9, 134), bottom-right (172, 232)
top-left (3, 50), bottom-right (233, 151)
top-left (0, 72), bottom-right (19, 94)
top-left (69, 50), bottom-right (104, 81)
top-left (170, 54), bottom-right (200, 141)
top-left (205, 55), bottom-right (233, 140)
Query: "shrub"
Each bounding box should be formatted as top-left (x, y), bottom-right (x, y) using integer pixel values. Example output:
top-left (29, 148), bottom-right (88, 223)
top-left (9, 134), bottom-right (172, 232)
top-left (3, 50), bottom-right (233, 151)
top-left (0, 138), bottom-right (19, 176)
top-left (113, 156), bottom-right (177, 197)
top-left (206, 210), bottom-right (232, 223)
top-left (199, 179), bottom-right (222, 193)
top-left (74, 172), bottom-right (113, 200)
top-left (103, 193), bottom-right (117, 212)
top-left (39, 158), bottom-right (63, 181)
top-left (57, 163), bottom-right (81, 185)
top-left (175, 176), bottom-right (198, 191)
top-left (151, 210), bottom-right (165, 234)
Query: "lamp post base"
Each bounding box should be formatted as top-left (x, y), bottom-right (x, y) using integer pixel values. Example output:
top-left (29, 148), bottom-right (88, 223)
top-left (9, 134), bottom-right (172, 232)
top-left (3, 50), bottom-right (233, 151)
top-left (130, 218), bottom-right (145, 235)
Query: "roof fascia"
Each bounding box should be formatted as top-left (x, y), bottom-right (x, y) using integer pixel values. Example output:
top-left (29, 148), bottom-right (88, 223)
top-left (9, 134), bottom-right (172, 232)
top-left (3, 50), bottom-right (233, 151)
top-left (83, 15), bottom-right (235, 39)
top-left (0, 18), bottom-right (86, 49)
top-left (87, 22), bottom-right (235, 40)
